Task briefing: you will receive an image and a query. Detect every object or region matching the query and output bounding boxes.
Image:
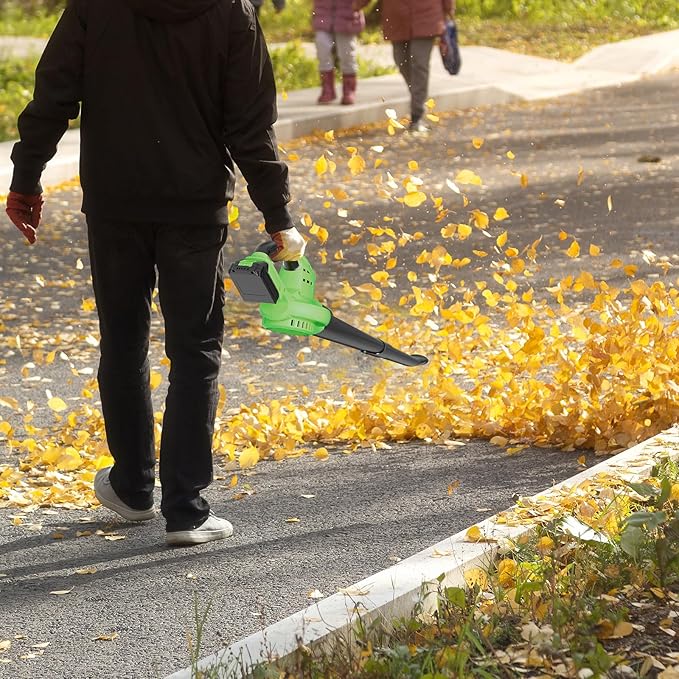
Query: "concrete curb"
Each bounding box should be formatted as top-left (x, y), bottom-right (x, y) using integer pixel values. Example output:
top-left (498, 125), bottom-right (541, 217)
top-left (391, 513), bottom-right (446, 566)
top-left (167, 425), bottom-right (679, 679)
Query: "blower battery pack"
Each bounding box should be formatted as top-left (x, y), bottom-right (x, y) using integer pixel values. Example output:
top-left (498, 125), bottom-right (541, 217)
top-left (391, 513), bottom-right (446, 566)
top-left (228, 260), bottom-right (280, 304)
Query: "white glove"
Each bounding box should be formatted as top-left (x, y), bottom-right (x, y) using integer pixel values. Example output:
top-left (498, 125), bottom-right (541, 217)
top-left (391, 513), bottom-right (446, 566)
top-left (269, 226), bottom-right (306, 262)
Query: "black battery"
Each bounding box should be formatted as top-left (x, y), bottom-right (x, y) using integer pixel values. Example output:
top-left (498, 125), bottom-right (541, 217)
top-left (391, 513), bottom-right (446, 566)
top-left (227, 261), bottom-right (279, 303)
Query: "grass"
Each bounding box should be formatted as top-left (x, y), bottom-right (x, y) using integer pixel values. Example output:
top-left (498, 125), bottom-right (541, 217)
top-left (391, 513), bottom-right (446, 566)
top-left (239, 457), bottom-right (679, 678)
top-left (3, 0), bottom-right (678, 61)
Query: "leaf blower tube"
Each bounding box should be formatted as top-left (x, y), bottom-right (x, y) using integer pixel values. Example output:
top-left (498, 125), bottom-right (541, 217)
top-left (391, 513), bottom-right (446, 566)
top-left (316, 315), bottom-right (428, 367)
top-left (228, 244), bottom-right (428, 368)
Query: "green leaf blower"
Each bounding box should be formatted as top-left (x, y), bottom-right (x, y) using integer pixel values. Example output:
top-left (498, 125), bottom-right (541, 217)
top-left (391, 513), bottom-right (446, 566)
top-left (228, 244), bottom-right (428, 367)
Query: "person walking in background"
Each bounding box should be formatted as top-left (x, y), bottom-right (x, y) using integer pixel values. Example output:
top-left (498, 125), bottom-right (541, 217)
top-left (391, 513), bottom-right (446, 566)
top-left (313, 0), bottom-right (365, 105)
top-left (355, 0), bottom-right (454, 132)
top-left (5, 0), bottom-right (306, 546)
top-left (250, 0), bottom-right (285, 18)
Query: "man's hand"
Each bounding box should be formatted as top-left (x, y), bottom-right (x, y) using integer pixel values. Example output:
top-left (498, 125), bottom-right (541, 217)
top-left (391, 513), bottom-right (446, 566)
top-left (269, 226), bottom-right (306, 261)
top-left (6, 191), bottom-right (44, 245)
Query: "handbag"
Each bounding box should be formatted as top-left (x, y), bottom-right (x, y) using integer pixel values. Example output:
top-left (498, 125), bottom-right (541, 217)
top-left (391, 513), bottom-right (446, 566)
top-left (440, 19), bottom-right (462, 75)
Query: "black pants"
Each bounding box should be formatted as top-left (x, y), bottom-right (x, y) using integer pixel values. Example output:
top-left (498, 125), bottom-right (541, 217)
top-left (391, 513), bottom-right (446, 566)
top-left (87, 219), bottom-right (227, 531)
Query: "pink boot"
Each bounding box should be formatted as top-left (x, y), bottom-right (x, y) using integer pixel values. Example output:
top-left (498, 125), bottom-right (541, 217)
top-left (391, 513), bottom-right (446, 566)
top-left (341, 73), bottom-right (357, 105)
top-left (317, 71), bottom-right (336, 105)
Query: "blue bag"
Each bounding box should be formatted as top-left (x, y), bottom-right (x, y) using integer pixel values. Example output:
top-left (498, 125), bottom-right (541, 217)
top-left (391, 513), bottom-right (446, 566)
top-left (440, 19), bottom-right (461, 76)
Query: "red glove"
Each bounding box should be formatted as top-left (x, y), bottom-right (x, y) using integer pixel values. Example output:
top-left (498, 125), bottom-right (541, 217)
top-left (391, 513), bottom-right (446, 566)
top-left (6, 191), bottom-right (44, 245)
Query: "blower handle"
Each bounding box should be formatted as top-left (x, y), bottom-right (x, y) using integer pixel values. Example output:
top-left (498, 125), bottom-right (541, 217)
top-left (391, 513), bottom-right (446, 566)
top-left (256, 241), bottom-right (299, 271)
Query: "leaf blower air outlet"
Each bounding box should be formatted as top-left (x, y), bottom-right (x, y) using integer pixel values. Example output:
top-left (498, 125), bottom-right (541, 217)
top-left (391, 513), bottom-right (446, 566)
top-left (227, 244), bottom-right (428, 367)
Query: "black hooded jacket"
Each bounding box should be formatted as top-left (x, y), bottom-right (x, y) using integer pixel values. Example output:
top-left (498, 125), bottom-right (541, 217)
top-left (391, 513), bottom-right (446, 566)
top-left (10, 0), bottom-right (293, 231)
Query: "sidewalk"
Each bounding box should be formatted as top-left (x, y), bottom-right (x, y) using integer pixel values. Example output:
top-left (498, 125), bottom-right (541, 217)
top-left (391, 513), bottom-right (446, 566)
top-left (1, 29), bottom-right (679, 190)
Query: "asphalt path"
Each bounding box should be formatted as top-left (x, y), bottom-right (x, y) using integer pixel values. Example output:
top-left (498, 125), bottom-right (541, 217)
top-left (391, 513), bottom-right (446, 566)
top-left (1, 71), bottom-right (679, 677)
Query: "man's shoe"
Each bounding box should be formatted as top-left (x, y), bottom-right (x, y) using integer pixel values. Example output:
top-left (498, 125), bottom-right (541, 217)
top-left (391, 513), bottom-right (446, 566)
top-left (166, 512), bottom-right (234, 546)
top-left (94, 467), bottom-right (156, 522)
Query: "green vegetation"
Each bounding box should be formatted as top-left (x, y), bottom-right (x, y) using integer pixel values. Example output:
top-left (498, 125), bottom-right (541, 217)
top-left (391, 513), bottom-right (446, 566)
top-left (243, 458), bottom-right (679, 678)
top-left (3, 0), bottom-right (679, 53)
top-left (0, 57), bottom-right (35, 142)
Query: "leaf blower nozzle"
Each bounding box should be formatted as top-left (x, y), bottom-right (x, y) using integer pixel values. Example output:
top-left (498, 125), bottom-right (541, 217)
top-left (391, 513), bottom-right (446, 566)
top-left (228, 245), bottom-right (428, 368)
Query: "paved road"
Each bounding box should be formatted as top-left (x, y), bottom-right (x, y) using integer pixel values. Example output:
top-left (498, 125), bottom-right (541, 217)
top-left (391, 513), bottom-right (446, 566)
top-left (1, 72), bottom-right (678, 677)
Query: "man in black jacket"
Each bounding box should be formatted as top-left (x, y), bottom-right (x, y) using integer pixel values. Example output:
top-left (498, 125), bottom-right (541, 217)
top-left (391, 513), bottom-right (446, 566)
top-left (5, 0), bottom-right (305, 546)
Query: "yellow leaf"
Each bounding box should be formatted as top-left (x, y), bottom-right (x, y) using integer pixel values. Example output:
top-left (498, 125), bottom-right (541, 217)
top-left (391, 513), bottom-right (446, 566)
top-left (239, 447), bottom-right (259, 469)
top-left (457, 224), bottom-right (473, 239)
top-left (48, 397), bottom-right (68, 413)
top-left (520, 173), bottom-right (528, 188)
top-left (490, 435), bottom-right (508, 447)
top-left (493, 208), bottom-right (509, 221)
top-left (75, 567), bottom-right (97, 575)
top-left (285, 517), bottom-right (301, 523)
top-left (496, 231), bottom-right (508, 248)
top-left (472, 137), bottom-right (484, 149)
top-left (324, 129), bottom-right (335, 142)
top-left (56, 448), bottom-right (82, 472)
top-left (566, 241), bottom-right (580, 258)
top-left (464, 567), bottom-right (488, 588)
top-left (92, 632), bottom-right (119, 642)
top-left (465, 525), bottom-right (482, 542)
top-left (150, 371), bottom-right (162, 390)
top-left (589, 244), bottom-right (601, 256)
top-left (229, 475), bottom-right (238, 488)
top-left (348, 154), bottom-right (366, 176)
top-left (577, 166), bottom-right (585, 186)
top-left (94, 454), bottom-right (114, 470)
top-left (471, 210), bottom-right (489, 229)
top-left (537, 536), bottom-right (554, 553)
top-left (403, 192), bottom-right (427, 208)
top-left (315, 154), bottom-right (328, 176)
top-left (314, 447), bottom-right (329, 460)
top-left (408, 160), bottom-right (419, 171)
top-left (0, 421), bottom-right (11, 435)
top-left (506, 150), bottom-right (515, 160)
top-left (598, 620), bottom-right (634, 639)
top-left (455, 169), bottom-right (482, 186)
top-left (670, 484), bottom-right (679, 502)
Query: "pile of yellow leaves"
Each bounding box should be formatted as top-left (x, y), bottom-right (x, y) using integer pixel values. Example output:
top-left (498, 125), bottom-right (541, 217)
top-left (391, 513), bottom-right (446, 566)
top-left (1, 112), bottom-right (678, 509)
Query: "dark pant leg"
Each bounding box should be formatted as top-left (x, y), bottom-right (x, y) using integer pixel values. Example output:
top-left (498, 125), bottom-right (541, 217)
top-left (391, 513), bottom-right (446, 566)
top-left (156, 224), bottom-right (227, 531)
top-left (409, 38), bottom-right (434, 123)
top-left (87, 219), bottom-right (157, 510)
top-left (392, 40), bottom-right (412, 90)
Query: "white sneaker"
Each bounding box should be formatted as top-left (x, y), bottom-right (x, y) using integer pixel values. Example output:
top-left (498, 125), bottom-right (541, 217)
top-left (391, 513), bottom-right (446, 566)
top-left (166, 512), bottom-right (234, 546)
top-left (93, 467), bottom-right (156, 522)
top-left (409, 120), bottom-right (430, 136)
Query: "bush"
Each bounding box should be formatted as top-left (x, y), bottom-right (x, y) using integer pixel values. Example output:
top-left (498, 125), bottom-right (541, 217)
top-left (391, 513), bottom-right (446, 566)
top-left (0, 57), bottom-right (35, 141)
